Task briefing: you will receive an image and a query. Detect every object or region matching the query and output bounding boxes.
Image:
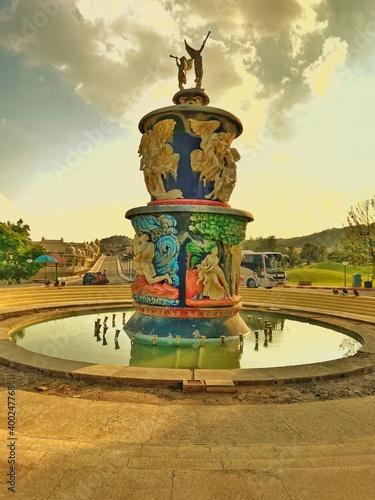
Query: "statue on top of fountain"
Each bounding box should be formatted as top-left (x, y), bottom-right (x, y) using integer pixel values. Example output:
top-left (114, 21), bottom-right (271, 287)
top-left (170, 31), bottom-right (211, 91)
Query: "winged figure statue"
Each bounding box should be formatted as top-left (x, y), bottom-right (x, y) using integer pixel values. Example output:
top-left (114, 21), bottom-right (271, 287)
top-left (138, 119), bottom-right (182, 200)
top-left (189, 118), bottom-right (239, 202)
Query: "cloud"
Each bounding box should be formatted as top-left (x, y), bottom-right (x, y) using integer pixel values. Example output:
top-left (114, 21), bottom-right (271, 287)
top-left (315, 0), bottom-right (375, 65)
top-left (304, 36), bottom-right (348, 95)
top-left (1, 0), bottom-right (375, 187)
top-left (0, 0), bottom-right (174, 123)
top-left (1, 0), bottom-right (373, 134)
top-left (241, 0), bottom-right (303, 36)
top-left (0, 192), bottom-right (25, 223)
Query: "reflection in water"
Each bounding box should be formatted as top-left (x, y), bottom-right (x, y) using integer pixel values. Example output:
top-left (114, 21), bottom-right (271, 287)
top-left (339, 337), bottom-right (360, 357)
top-left (128, 341), bottom-right (241, 369)
top-left (114, 329), bottom-right (121, 350)
top-left (102, 329), bottom-right (108, 346)
top-left (9, 310), bottom-right (363, 370)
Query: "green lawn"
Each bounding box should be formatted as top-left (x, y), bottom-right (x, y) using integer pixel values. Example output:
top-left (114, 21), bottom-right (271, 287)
top-left (286, 261), bottom-right (373, 286)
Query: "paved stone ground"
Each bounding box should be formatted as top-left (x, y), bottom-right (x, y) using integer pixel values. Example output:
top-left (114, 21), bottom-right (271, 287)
top-left (1, 383), bottom-right (375, 499)
top-left (1, 268), bottom-right (375, 498)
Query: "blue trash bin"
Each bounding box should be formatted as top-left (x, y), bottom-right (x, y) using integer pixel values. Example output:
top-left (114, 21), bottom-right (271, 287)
top-left (352, 274), bottom-right (362, 287)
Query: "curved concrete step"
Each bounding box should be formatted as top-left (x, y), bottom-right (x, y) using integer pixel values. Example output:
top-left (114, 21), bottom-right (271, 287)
top-left (240, 288), bottom-right (375, 321)
top-left (0, 286), bottom-right (133, 311)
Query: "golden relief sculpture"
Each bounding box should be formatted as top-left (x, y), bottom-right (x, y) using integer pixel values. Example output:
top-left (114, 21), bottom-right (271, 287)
top-left (229, 244), bottom-right (243, 296)
top-left (196, 246), bottom-right (231, 300)
top-left (178, 95), bottom-right (203, 105)
top-left (189, 118), bottom-right (240, 203)
top-left (138, 119), bottom-right (182, 200)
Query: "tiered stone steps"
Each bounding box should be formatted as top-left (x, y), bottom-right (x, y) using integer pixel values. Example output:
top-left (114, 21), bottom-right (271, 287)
top-left (0, 285), bottom-right (133, 313)
top-left (1, 286), bottom-right (373, 319)
top-left (240, 288), bottom-right (375, 323)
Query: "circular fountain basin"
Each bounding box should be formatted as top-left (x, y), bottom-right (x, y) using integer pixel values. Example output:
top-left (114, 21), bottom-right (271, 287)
top-left (10, 309), bottom-right (362, 370)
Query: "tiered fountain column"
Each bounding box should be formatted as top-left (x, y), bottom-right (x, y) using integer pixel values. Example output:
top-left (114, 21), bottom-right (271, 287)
top-left (124, 41), bottom-right (253, 346)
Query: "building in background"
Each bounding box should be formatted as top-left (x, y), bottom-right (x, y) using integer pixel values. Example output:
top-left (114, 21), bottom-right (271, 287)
top-left (32, 237), bottom-right (101, 280)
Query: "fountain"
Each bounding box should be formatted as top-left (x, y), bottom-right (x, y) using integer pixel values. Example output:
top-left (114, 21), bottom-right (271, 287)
top-left (124, 33), bottom-right (253, 346)
top-left (0, 37), bottom-right (371, 388)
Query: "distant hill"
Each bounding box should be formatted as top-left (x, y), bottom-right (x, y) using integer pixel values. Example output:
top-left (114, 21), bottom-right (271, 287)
top-left (100, 235), bottom-right (133, 252)
top-left (277, 227), bottom-right (346, 249)
top-left (101, 227), bottom-right (347, 252)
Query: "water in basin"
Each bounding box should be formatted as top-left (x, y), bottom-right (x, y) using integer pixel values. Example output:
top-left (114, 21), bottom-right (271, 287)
top-left (10, 309), bottom-right (362, 370)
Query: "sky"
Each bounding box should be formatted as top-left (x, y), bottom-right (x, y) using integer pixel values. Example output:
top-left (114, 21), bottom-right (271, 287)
top-left (0, 0), bottom-right (375, 244)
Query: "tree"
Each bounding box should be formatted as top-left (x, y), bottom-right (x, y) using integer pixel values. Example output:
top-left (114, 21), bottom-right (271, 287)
top-left (100, 235), bottom-right (133, 253)
top-left (327, 244), bottom-right (348, 264)
top-left (242, 235), bottom-right (278, 252)
top-left (254, 236), bottom-right (278, 252)
top-left (186, 240), bottom-right (205, 271)
top-left (300, 243), bottom-right (326, 265)
top-left (188, 213), bottom-right (248, 296)
top-left (343, 197), bottom-right (375, 275)
top-left (0, 220), bottom-right (44, 283)
top-left (283, 246), bottom-right (300, 268)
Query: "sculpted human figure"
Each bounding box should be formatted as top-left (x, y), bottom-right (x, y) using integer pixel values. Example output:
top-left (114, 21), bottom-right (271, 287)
top-left (189, 119), bottom-right (239, 202)
top-left (189, 119), bottom-right (221, 186)
top-left (229, 244), bottom-right (243, 296)
top-left (205, 144), bottom-right (240, 202)
top-left (133, 233), bottom-right (173, 285)
top-left (138, 119), bottom-right (182, 200)
top-left (196, 246), bottom-right (230, 300)
top-left (184, 31), bottom-right (210, 89)
top-left (170, 55), bottom-right (193, 90)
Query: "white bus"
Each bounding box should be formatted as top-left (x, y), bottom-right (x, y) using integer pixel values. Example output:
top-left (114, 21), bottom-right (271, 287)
top-left (240, 251), bottom-right (288, 288)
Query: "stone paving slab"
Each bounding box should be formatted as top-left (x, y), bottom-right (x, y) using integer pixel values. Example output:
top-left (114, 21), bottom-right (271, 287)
top-left (277, 466), bottom-right (375, 500)
top-left (2, 389), bottom-right (375, 498)
top-left (2, 291), bottom-right (375, 498)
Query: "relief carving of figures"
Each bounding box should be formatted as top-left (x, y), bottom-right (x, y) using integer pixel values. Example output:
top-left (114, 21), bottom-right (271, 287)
top-left (205, 147), bottom-right (240, 203)
top-left (138, 119), bottom-right (182, 200)
top-left (133, 233), bottom-right (173, 285)
top-left (229, 244), bottom-right (243, 296)
top-left (178, 95), bottom-right (203, 105)
top-left (131, 214), bottom-right (180, 305)
top-left (189, 118), bottom-right (239, 203)
top-left (195, 246), bottom-right (231, 301)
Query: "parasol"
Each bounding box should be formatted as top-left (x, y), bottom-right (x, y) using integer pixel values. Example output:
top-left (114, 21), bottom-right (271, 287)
top-left (34, 255), bottom-right (58, 282)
